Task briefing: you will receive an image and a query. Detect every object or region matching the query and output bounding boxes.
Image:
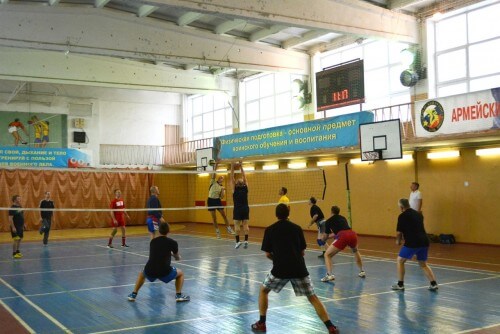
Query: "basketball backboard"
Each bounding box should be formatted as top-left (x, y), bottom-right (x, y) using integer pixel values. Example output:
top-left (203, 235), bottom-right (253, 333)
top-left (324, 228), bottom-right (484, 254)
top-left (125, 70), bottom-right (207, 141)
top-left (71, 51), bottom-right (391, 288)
top-left (196, 147), bottom-right (214, 172)
top-left (359, 119), bottom-right (402, 161)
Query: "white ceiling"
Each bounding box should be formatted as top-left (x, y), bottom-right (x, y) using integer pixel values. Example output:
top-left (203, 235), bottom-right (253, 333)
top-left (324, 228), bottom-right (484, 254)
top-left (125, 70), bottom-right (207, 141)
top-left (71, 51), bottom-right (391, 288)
top-left (0, 0), bottom-right (484, 102)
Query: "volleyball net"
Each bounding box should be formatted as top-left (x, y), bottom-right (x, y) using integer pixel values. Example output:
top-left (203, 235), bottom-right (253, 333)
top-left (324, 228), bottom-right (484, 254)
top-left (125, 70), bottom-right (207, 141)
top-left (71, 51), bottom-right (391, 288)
top-left (0, 167), bottom-right (326, 232)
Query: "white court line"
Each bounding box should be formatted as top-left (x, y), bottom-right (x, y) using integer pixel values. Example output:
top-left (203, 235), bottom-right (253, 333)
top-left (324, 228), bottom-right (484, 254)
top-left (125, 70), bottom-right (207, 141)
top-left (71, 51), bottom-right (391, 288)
top-left (0, 263), bottom-right (142, 277)
top-left (454, 323), bottom-right (500, 333)
top-left (0, 277), bottom-right (73, 334)
top-left (88, 274), bottom-right (500, 334)
top-left (0, 299), bottom-right (36, 334)
top-left (173, 231), bottom-right (500, 268)
top-left (353, 247), bottom-right (500, 267)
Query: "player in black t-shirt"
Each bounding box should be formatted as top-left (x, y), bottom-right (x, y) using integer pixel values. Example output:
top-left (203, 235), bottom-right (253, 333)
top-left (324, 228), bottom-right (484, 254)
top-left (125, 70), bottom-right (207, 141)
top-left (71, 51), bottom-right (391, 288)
top-left (230, 162), bottom-right (250, 249)
top-left (39, 191), bottom-right (55, 245)
top-left (9, 195), bottom-right (25, 259)
top-left (127, 222), bottom-right (190, 302)
top-left (307, 197), bottom-right (327, 258)
top-left (320, 205), bottom-right (365, 282)
top-left (392, 198), bottom-right (438, 291)
top-left (251, 204), bottom-right (339, 334)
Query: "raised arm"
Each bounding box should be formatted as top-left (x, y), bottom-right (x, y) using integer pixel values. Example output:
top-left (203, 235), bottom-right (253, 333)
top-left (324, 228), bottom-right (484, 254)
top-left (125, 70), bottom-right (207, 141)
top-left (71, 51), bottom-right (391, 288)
top-left (239, 161), bottom-right (247, 186)
top-left (230, 163), bottom-right (235, 192)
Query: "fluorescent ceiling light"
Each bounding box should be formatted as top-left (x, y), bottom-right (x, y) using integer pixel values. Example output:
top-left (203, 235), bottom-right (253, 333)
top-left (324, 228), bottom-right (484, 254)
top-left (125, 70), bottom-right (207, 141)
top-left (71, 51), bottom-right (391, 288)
top-left (242, 165), bottom-right (255, 171)
top-left (476, 148), bottom-right (500, 156)
top-left (263, 164), bottom-right (279, 170)
top-left (350, 158), bottom-right (370, 165)
top-left (427, 150), bottom-right (460, 159)
top-left (317, 160), bottom-right (338, 166)
top-left (288, 162), bottom-right (307, 169)
top-left (387, 154), bottom-right (414, 163)
top-left (198, 173), bottom-right (209, 177)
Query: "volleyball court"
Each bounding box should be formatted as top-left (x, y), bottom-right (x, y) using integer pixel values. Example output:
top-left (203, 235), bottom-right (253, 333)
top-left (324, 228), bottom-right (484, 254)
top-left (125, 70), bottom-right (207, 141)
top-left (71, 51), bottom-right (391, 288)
top-left (0, 164), bottom-right (498, 333)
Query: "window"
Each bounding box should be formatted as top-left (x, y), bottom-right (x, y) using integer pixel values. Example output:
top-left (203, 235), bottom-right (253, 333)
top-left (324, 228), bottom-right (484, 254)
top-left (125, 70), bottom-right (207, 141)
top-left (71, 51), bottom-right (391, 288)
top-left (430, 0), bottom-right (500, 97)
top-left (186, 94), bottom-right (233, 140)
top-left (240, 73), bottom-right (304, 131)
top-left (317, 39), bottom-right (411, 118)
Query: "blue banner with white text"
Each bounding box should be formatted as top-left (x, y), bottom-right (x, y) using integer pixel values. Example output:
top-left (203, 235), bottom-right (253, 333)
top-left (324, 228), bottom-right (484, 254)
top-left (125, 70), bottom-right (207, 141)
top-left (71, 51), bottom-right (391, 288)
top-left (0, 147), bottom-right (91, 168)
top-left (215, 111), bottom-right (374, 160)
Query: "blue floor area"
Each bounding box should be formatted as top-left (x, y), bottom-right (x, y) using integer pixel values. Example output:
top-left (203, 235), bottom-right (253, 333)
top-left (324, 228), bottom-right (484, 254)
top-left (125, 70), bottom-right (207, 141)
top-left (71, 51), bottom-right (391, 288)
top-left (0, 235), bottom-right (498, 334)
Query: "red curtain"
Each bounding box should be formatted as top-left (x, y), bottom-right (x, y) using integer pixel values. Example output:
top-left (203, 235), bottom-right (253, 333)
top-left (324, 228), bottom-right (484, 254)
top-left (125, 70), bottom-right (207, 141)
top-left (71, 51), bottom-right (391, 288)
top-left (0, 169), bottom-right (152, 231)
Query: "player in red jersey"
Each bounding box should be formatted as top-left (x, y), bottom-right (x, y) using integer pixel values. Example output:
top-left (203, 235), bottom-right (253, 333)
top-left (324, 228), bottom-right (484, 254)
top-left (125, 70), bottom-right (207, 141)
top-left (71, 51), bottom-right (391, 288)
top-left (107, 189), bottom-right (131, 248)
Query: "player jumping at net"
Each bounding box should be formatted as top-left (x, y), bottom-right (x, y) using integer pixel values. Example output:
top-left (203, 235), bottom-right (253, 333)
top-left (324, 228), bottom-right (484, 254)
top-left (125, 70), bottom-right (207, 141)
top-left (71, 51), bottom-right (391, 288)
top-left (230, 161), bottom-right (249, 249)
top-left (108, 189), bottom-right (131, 248)
top-left (127, 222), bottom-right (190, 303)
top-left (208, 161), bottom-right (234, 239)
top-left (307, 197), bottom-right (327, 258)
top-left (147, 186), bottom-right (165, 239)
top-left (321, 205), bottom-right (366, 282)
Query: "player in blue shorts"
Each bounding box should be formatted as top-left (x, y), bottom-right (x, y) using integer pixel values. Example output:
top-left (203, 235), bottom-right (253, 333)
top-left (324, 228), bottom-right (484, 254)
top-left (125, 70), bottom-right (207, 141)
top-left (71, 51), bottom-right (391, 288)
top-left (146, 186), bottom-right (165, 239)
top-left (392, 198), bottom-right (438, 291)
top-left (128, 222), bottom-right (190, 302)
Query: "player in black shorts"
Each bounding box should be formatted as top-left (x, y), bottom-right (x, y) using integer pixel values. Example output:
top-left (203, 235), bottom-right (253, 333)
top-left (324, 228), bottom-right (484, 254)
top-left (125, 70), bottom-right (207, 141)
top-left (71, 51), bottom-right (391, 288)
top-left (9, 195), bottom-right (25, 259)
top-left (230, 162), bottom-right (250, 249)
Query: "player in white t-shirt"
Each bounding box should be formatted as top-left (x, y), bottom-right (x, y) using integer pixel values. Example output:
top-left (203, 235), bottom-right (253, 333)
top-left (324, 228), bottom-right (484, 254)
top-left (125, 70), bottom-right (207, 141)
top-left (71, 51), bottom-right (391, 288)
top-left (409, 182), bottom-right (422, 213)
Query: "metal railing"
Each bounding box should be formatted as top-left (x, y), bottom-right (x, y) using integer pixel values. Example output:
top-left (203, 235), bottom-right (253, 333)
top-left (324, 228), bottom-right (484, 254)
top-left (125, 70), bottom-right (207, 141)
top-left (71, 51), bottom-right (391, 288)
top-left (372, 102), bottom-right (415, 140)
top-left (99, 144), bottom-right (165, 166)
top-left (100, 104), bottom-right (415, 166)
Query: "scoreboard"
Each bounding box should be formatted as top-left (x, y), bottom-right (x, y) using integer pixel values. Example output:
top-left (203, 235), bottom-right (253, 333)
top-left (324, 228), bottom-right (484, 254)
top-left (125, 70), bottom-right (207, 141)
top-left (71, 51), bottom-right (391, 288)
top-left (316, 59), bottom-right (365, 111)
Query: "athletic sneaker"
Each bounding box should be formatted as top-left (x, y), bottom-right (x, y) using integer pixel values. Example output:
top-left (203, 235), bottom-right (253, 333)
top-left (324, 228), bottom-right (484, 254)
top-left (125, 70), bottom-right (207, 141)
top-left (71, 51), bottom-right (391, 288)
top-left (226, 226), bottom-right (236, 235)
top-left (107, 244), bottom-right (114, 248)
top-left (121, 244), bottom-right (129, 248)
top-left (328, 325), bottom-right (340, 334)
top-left (235, 242), bottom-right (242, 249)
top-left (358, 271), bottom-right (366, 278)
top-left (175, 294), bottom-right (190, 302)
top-left (321, 274), bottom-right (335, 282)
top-left (244, 241), bottom-right (248, 249)
top-left (251, 321), bottom-right (266, 332)
top-left (428, 284), bottom-right (439, 291)
top-left (13, 253), bottom-right (22, 259)
top-left (391, 283), bottom-right (405, 291)
top-left (127, 292), bottom-right (137, 301)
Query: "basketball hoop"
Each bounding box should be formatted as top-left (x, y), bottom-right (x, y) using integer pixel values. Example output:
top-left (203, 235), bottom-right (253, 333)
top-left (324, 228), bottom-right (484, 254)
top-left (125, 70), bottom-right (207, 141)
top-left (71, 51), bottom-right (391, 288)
top-left (362, 151), bottom-right (380, 160)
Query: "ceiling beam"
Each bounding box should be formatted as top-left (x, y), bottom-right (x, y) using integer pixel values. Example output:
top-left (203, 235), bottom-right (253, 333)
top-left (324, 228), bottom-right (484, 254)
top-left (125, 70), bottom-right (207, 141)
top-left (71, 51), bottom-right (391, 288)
top-left (281, 30), bottom-right (330, 50)
top-left (137, 5), bottom-right (159, 17)
top-left (0, 6), bottom-right (310, 74)
top-left (308, 35), bottom-right (365, 55)
top-left (214, 19), bottom-right (246, 35)
top-left (0, 48), bottom-right (237, 95)
top-left (388, 0), bottom-right (428, 10)
top-left (143, 0), bottom-right (418, 43)
top-left (177, 11), bottom-right (204, 26)
top-left (94, 0), bottom-right (111, 9)
top-left (249, 25), bottom-right (287, 42)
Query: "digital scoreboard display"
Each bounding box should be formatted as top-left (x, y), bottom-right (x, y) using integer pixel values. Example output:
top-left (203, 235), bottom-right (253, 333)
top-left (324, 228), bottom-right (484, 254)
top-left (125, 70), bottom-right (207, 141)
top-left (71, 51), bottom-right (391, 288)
top-left (316, 59), bottom-right (365, 111)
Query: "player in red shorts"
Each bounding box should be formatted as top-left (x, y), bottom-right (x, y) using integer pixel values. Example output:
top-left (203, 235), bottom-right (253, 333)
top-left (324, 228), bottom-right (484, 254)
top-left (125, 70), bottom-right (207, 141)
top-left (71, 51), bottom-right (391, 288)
top-left (107, 189), bottom-right (131, 248)
top-left (320, 205), bottom-right (365, 282)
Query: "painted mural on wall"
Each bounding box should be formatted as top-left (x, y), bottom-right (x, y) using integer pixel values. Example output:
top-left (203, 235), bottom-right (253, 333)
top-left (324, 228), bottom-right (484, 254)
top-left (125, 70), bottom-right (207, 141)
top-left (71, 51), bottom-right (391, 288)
top-left (1, 111), bottom-right (67, 148)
